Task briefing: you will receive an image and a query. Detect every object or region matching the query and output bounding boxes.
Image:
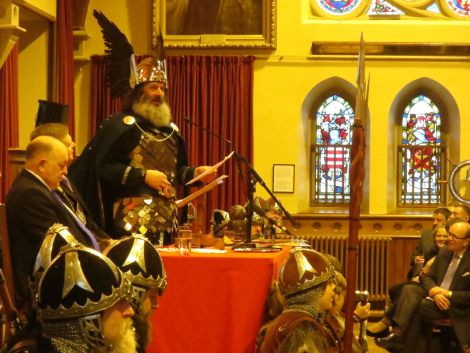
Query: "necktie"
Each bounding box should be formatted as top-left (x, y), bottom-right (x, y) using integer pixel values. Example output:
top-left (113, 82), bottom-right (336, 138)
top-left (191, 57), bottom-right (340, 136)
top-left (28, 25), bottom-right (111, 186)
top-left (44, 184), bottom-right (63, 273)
top-left (440, 254), bottom-right (461, 290)
top-left (59, 177), bottom-right (87, 224)
top-left (53, 192), bottom-right (100, 251)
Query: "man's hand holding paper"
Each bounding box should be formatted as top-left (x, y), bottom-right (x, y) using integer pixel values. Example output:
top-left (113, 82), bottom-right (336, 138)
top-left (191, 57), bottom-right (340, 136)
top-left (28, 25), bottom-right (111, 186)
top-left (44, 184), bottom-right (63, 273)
top-left (194, 166), bottom-right (218, 184)
top-left (187, 151), bottom-right (234, 185)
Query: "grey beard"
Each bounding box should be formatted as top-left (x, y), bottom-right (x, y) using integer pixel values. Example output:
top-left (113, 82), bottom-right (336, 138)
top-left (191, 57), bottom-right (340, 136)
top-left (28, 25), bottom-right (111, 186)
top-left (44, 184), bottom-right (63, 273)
top-left (109, 317), bottom-right (137, 353)
top-left (132, 100), bottom-right (172, 127)
top-left (133, 313), bottom-right (151, 351)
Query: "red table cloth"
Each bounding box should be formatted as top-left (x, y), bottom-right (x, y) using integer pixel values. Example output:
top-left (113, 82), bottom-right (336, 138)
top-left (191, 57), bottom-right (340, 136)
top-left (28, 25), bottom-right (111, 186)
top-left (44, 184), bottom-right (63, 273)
top-left (147, 247), bottom-right (290, 353)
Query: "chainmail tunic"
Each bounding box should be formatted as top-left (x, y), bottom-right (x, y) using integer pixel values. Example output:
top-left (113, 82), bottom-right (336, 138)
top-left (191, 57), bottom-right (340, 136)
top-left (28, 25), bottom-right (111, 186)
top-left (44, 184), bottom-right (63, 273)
top-left (113, 127), bottom-right (179, 245)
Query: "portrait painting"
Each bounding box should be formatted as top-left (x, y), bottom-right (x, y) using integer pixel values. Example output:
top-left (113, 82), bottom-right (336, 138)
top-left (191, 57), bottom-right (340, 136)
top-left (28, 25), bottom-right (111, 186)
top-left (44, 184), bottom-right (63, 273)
top-left (153, 0), bottom-right (276, 48)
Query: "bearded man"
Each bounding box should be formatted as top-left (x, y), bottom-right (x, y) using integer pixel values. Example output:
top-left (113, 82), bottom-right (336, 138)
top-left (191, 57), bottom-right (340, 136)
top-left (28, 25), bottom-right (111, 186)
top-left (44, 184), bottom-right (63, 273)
top-left (35, 244), bottom-right (136, 353)
top-left (69, 11), bottom-right (214, 245)
top-left (69, 59), bottom-right (214, 246)
top-left (103, 234), bottom-right (167, 352)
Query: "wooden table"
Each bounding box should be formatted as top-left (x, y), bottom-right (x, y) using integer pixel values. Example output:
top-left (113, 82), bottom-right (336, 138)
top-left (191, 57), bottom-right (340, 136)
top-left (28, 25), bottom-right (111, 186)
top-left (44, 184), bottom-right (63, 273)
top-left (147, 247), bottom-right (291, 353)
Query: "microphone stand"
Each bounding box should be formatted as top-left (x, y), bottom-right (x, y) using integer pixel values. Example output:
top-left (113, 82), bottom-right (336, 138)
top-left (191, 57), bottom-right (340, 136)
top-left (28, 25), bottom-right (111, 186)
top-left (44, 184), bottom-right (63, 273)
top-left (232, 152), bottom-right (299, 250)
top-left (184, 117), bottom-right (298, 249)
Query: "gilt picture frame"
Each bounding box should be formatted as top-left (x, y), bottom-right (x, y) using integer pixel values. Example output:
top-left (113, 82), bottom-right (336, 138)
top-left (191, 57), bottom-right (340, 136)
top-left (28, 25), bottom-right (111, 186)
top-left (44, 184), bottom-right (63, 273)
top-left (152, 0), bottom-right (276, 49)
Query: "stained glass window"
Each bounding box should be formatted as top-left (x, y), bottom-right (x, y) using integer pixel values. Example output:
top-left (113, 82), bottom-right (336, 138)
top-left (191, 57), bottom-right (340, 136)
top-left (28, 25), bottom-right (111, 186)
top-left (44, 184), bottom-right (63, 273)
top-left (367, 0), bottom-right (404, 16)
top-left (398, 94), bottom-right (445, 206)
top-left (310, 0), bottom-right (470, 18)
top-left (311, 94), bottom-right (355, 205)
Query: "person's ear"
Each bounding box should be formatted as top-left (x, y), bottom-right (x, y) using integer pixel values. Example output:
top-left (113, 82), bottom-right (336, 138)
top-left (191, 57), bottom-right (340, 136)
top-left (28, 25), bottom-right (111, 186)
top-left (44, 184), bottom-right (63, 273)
top-left (37, 158), bottom-right (47, 171)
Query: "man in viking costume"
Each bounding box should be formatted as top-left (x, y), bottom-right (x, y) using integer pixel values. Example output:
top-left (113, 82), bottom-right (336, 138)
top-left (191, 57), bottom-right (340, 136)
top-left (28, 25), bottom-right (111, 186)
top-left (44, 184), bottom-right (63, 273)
top-left (4, 224), bottom-right (83, 353)
top-left (69, 11), bottom-right (215, 245)
top-left (103, 234), bottom-right (167, 352)
top-left (35, 244), bottom-right (136, 353)
top-left (257, 248), bottom-right (339, 353)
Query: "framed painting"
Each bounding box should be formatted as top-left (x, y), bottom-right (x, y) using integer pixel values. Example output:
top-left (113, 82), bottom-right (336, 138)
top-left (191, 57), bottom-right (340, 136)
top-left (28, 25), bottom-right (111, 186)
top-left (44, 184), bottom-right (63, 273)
top-left (152, 0), bottom-right (276, 49)
top-left (272, 164), bottom-right (295, 193)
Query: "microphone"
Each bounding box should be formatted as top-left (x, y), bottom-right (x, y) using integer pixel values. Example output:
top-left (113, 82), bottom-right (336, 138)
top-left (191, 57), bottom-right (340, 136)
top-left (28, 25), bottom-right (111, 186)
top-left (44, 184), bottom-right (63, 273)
top-left (246, 204), bottom-right (293, 236)
top-left (184, 116), bottom-right (243, 178)
top-left (184, 117), bottom-right (232, 148)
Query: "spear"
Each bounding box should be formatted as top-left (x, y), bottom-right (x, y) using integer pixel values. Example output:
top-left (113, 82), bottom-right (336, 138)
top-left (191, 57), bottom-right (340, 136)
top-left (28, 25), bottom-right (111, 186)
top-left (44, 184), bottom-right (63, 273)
top-left (343, 33), bottom-right (368, 353)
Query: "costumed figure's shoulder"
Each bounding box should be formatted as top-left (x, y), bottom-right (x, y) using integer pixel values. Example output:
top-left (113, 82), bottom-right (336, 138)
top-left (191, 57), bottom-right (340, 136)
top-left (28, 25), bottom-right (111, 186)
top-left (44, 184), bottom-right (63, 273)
top-left (167, 122), bottom-right (186, 146)
top-left (101, 111), bottom-right (139, 131)
top-left (88, 112), bottom-right (142, 151)
top-left (122, 114), bottom-right (136, 126)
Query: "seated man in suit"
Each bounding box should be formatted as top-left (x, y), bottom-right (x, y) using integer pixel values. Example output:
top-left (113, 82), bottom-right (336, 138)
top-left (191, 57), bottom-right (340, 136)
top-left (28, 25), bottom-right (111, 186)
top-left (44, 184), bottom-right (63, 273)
top-left (5, 136), bottom-right (104, 318)
top-left (403, 219), bottom-right (470, 353)
top-left (376, 219), bottom-right (470, 352)
top-left (368, 221), bottom-right (450, 338)
top-left (30, 122), bottom-right (108, 241)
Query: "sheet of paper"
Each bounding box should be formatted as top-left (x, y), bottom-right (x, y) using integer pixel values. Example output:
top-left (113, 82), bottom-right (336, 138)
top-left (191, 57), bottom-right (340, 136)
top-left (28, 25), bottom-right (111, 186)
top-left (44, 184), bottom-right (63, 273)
top-left (158, 247), bottom-right (228, 254)
top-left (186, 151), bottom-right (234, 185)
top-left (192, 248), bottom-right (228, 254)
top-left (176, 175), bottom-right (228, 208)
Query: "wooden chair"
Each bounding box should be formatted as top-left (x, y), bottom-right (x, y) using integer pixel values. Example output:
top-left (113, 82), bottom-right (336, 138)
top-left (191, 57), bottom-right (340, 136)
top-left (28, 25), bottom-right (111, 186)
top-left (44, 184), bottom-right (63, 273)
top-left (430, 318), bottom-right (459, 353)
top-left (0, 203), bottom-right (17, 348)
top-left (0, 204), bottom-right (15, 303)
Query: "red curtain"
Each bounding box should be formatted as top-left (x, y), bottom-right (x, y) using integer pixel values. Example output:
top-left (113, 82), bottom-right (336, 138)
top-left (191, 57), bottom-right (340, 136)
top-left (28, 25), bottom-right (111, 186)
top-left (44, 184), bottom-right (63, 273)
top-left (167, 55), bottom-right (254, 216)
top-left (88, 55), bottom-right (254, 225)
top-left (0, 44), bottom-right (19, 202)
top-left (89, 55), bottom-right (124, 136)
top-left (56, 0), bottom-right (76, 138)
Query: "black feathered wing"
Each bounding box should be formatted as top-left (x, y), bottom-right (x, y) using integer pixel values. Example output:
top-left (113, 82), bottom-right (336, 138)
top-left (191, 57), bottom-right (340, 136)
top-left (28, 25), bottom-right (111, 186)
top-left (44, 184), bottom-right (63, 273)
top-left (93, 10), bottom-right (134, 98)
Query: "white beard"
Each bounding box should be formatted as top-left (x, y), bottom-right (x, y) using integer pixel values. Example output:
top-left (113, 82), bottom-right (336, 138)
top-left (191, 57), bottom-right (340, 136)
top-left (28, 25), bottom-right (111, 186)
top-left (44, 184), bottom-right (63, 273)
top-left (107, 317), bottom-right (137, 353)
top-left (132, 98), bottom-right (172, 128)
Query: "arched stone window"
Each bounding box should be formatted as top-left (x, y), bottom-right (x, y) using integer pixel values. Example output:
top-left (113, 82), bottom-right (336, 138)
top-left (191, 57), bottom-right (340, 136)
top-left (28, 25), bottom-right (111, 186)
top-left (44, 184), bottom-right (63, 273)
top-left (311, 92), bottom-right (355, 206)
top-left (397, 93), bottom-right (445, 206)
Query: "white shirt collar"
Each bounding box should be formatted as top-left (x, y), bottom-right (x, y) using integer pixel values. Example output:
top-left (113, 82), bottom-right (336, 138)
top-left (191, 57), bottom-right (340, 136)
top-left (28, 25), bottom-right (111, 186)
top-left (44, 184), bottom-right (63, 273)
top-left (25, 168), bottom-right (53, 192)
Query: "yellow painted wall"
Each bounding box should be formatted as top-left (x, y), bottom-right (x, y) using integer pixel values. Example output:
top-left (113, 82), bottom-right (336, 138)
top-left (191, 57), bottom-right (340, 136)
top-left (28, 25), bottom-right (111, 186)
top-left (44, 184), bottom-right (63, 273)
top-left (20, 0), bottom-right (56, 21)
top-left (17, 8), bottom-right (49, 147)
top-left (74, 0), bottom-right (153, 149)
top-left (67, 0), bottom-right (470, 216)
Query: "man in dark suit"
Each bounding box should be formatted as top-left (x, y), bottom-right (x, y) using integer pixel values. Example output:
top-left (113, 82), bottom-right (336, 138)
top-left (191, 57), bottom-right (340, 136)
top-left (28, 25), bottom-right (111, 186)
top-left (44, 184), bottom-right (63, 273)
top-left (30, 122), bottom-right (108, 240)
top-left (5, 136), bottom-right (103, 316)
top-left (404, 219), bottom-right (470, 353)
top-left (377, 219), bottom-right (470, 352)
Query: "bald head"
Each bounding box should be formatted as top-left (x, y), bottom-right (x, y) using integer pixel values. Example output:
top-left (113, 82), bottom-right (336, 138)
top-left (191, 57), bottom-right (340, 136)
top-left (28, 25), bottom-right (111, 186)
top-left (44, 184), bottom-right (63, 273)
top-left (25, 136), bottom-right (68, 190)
top-left (448, 220), bottom-right (470, 253)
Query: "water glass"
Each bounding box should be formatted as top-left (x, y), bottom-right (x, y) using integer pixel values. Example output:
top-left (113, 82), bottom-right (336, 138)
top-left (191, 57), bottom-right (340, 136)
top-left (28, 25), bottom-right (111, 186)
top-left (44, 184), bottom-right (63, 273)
top-left (177, 229), bottom-right (192, 256)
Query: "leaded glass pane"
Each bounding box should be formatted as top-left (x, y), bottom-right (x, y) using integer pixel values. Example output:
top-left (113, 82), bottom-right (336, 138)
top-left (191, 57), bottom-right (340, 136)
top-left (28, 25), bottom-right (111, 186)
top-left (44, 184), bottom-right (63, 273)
top-left (399, 94), bottom-right (444, 205)
top-left (312, 95), bottom-right (354, 205)
top-left (368, 0), bottom-right (404, 16)
top-left (310, 0), bottom-right (470, 17)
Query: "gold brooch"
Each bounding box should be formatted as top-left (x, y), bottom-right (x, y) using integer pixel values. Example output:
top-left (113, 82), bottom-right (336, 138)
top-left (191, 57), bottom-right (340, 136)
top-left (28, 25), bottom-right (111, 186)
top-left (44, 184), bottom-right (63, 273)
top-left (123, 115), bottom-right (136, 125)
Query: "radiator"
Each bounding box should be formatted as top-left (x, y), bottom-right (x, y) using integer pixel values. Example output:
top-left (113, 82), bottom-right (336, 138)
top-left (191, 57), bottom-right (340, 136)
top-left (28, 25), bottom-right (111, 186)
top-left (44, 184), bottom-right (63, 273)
top-left (309, 234), bottom-right (391, 304)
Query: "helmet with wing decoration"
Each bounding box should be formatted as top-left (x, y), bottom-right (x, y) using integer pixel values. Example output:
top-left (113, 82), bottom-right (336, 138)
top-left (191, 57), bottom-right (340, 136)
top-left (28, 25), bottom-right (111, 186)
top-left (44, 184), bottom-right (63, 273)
top-left (93, 10), bottom-right (167, 98)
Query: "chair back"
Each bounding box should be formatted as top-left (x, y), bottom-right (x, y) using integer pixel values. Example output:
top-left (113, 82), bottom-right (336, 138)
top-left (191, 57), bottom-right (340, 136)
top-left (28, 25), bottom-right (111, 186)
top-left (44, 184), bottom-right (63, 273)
top-left (0, 204), bottom-right (14, 302)
top-left (0, 203), bottom-right (18, 348)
